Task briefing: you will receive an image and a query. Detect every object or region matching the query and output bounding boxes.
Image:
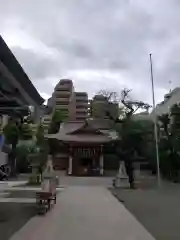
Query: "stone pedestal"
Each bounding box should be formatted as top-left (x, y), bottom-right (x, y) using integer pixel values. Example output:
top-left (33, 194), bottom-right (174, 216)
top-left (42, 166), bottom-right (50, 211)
top-left (99, 154), bottom-right (104, 175)
top-left (115, 161), bottom-right (129, 188)
top-left (41, 155), bottom-right (56, 194)
top-left (68, 156), bottom-right (72, 175)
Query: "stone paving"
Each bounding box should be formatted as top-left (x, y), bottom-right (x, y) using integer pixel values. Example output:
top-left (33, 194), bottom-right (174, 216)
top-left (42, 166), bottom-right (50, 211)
top-left (0, 181), bottom-right (28, 187)
top-left (10, 186), bottom-right (155, 240)
top-left (0, 198), bottom-right (35, 203)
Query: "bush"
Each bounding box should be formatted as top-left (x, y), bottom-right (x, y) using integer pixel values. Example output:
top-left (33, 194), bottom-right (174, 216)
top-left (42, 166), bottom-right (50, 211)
top-left (16, 145), bottom-right (30, 173)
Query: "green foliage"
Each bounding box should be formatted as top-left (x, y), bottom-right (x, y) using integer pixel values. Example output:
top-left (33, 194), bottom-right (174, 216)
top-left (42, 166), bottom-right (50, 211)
top-left (19, 122), bottom-right (33, 140)
top-left (3, 121), bottom-right (19, 145)
top-left (16, 145), bottom-right (31, 173)
top-left (35, 124), bottom-right (49, 174)
top-left (36, 124), bottom-right (45, 146)
top-left (158, 103), bottom-right (180, 181)
top-left (48, 110), bottom-right (67, 134)
top-left (52, 110), bottom-right (66, 123)
top-left (116, 118), bottom-right (153, 155)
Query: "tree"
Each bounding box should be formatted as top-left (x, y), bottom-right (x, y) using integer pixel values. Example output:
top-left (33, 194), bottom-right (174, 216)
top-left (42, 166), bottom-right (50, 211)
top-left (19, 122), bottom-right (33, 140)
top-left (158, 104), bottom-right (180, 181)
top-left (3, 118), bottom-right (20, 175)
top-left (3, 119), bottom-right (19, 145)
top-left (97, 90), bottom-right (120, 103)
top-left (99, 88), bottom-right (152, 166)
top-left (100, 88), bottom-right (151, 122)
top-left (158, 114), bottom-right (170, 139)
top-left (36, 124), bottom-right (45, 146)
top-left (35, 124), bottom-right (49, 182)
top-left (48, 110), bottom-right (67, 134)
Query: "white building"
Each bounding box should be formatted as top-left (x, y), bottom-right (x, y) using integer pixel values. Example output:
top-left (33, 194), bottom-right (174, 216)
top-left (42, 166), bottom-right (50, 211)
top-left (150, 88), bottom-right (180, 120)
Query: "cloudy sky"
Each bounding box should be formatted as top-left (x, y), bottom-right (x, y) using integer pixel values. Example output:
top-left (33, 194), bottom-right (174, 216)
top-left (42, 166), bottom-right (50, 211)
top-left (1, 0), bottom-right (180, 104)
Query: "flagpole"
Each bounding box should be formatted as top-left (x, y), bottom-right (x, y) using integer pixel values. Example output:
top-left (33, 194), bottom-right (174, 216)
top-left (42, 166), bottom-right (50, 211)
top-left (149, 53), bottom-right (161, 187)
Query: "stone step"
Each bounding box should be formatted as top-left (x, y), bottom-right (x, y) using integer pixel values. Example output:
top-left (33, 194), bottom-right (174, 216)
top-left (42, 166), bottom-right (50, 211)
top-left (0, 192), bottom-right (9, 198)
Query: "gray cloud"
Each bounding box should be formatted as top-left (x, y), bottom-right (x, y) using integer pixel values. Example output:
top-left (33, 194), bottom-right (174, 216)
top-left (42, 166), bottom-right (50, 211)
top-left (1, 0), bottom-right (180, 104)
top-left (11, 47), bottom-right (59, 79)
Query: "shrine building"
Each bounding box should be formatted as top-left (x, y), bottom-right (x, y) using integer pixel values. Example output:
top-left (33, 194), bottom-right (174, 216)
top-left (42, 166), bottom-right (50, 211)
top-left (46, 119), bottom-right (119, 176)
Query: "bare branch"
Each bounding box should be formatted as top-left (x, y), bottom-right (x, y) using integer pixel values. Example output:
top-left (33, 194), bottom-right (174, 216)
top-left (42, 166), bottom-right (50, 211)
top-left (97, 90), bottom-right (121, 103)
top-left (97, 88), bottom-right (151, 121)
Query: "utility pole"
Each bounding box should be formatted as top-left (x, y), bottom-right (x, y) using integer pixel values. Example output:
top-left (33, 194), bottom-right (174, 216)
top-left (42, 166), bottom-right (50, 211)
top-left (149, 53), bottom-right (161, 187)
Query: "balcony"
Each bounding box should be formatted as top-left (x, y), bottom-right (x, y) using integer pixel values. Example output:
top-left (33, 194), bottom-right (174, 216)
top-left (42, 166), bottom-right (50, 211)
top-left (76, 113), bottom-right (88, 118)
top-left (59, 79), bottom-right (73, 85)
top-left (76, 108), bottom-right (88, 113)
top-left (55, 85), bottom-right (72, 91)
top-left (76, 116), bottom-right (86, 120)
top-left (55, 105), bottom-right (69, 110)
top-left (56, 100), bottom-right (70, 105)
top-left (76, 99), bottom-right (88, 103)
top-left (76, 104), bottom-right (88, 109)
top-left (76, 93), bottom-right (88, 97)
top-left (55, 91), bottom-right (71, 98)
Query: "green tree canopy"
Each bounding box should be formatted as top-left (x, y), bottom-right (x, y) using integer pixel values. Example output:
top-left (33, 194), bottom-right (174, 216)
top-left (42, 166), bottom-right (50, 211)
top-left (48, 110), bottom-right (67, 134)
top-left (3, 119), bottom-right (19, 145)
top-left (19, 122), bottom-right (33, 140)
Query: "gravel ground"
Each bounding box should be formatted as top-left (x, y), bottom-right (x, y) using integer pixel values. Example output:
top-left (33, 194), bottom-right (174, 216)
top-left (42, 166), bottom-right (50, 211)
top-left (0, 202), bottom-right (36, 240)
top-left (110, 182), bottom-right (180, 240)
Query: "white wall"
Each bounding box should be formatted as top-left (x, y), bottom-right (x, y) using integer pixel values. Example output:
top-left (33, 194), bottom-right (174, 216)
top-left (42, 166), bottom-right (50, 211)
top-left (150, 89), bottom-right (180, 120)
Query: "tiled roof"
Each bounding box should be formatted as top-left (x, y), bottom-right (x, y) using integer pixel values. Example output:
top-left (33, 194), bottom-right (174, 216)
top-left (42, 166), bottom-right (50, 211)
top-left (47, 133), bottom-right (112, 143)
top-left (86, 118), bottom-right (112, 129)
top-left (46, 119), bottom-right (118, 143)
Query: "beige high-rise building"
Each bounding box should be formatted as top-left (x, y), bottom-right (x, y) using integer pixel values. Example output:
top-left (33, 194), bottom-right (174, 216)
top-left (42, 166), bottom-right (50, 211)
top-left (53, 79), bottom-right (76, 120)
top-left (41, 114), bottom-right (52, 133)
top-left (75, 92), bottom-right (88, 120)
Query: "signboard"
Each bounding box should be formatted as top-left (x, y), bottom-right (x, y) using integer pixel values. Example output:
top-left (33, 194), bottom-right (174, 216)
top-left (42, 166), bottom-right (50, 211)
top-left (72, 147), bottom-right (101, 157)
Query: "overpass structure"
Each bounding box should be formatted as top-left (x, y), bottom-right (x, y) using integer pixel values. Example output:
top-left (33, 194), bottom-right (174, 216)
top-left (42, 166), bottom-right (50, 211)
top-left (0, 35), bottom-right (44, 121)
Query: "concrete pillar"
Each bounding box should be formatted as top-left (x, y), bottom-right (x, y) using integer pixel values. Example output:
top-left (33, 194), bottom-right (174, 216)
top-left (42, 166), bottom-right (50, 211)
top-left (33, 106), bottom-right (41, 123)
top-left (68, 156), bottom-right (73, 175)
top-left (100, 154), bottom-right (104, 175)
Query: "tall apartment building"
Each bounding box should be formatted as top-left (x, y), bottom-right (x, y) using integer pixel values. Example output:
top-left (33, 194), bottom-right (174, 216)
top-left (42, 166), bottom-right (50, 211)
top-left (42, 79), bottom-right (75, 131)
top-left (53, 79), bottom-right (76, 120)
top-left (41, 114), bottom-right (52, 133)
top-left (75, 92), bottom-right (88, 121)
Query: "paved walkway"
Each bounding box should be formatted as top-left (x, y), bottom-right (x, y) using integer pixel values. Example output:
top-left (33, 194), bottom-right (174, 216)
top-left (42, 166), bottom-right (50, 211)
top-left (10, 186), bottom-right (155, 240)
top-left (0, 181), bottom-right (27, 187)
